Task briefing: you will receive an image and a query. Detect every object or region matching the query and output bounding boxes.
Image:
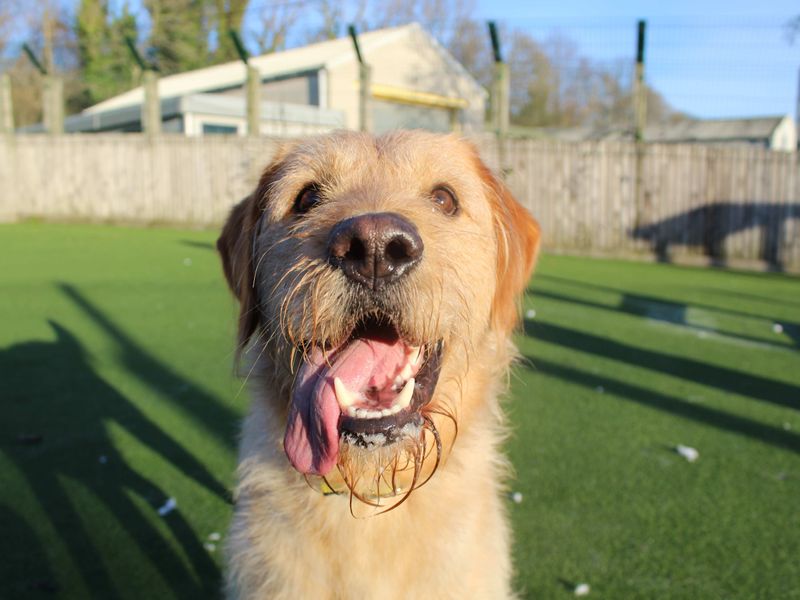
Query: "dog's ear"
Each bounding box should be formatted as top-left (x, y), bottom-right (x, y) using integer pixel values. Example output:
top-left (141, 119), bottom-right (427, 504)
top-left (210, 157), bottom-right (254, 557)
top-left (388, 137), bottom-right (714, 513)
top-left (218, 148), bottom-right (293, 351)
top-left (475, 156), bottom-right (541, 335)
top-left (218, 193), bottom-right (260, 349)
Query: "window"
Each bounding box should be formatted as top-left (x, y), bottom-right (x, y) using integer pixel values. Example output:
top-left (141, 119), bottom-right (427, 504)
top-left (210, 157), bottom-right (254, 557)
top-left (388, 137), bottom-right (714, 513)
top-left (202, 123), bottom-right (238, 135)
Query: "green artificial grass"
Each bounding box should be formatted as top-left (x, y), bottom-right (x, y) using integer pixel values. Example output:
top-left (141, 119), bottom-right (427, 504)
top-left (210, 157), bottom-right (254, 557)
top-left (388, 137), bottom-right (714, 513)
top-left (1, 222), bottom-right (798, 599)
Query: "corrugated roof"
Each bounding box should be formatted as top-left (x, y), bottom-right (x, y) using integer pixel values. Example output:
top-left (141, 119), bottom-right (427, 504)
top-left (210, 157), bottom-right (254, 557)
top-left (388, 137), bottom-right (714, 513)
top-left (530, 116), bottom-right (787, 144)
top-left (85, 23), bottom-right (478, 115)
top-left (645, 116), bottom-right (784, 142)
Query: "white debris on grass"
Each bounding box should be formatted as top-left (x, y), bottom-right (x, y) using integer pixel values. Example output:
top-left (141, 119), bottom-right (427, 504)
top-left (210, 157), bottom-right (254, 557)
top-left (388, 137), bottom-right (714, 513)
top-left (208, 532), bottom-right (221, 542)
top-left (574, 582), bottom-right (591, 596)
top-left (773, 323), bottom-right (783, 334)
top-left (204, 543), bottom-right (216, 552)
top-left (783, 422), bottom-right (792, 431)
top-left (676, 445), bottom-right (699, 462)
top-left (595, 386), bottom-right (604, 394)
top-left (525, 309), bottom-right (537, 319)
top-left (157, 497), bottom-right (177, 516)
top-left (510, 491), bottom-right (523, 504)
top-left (183, 257), bottom-right (193, 267)
top-left (98, 455), bottom-right (108, 464)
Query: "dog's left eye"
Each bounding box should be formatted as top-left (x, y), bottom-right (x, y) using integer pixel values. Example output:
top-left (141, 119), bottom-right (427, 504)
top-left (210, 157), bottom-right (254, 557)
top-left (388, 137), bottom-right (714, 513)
top-left (431, 187), bottom-right (458, 216)
top-left (293, 185), bottom-right (322, 214)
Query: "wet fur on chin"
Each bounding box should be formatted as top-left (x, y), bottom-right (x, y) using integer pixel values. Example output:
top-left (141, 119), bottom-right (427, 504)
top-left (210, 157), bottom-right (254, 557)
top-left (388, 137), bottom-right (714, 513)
top-left (218, 131), bottom-right (540, 599)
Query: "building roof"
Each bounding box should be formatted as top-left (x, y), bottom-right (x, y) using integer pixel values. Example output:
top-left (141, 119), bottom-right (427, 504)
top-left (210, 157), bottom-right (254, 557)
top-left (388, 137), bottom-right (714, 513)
top-left (22, 93), bottom-right (345, 133)
top-left (645, 116), bottom-right (787, 143)
top-left (85, 23), bottom-right (482, 115)
top-left (528, 115), bottom-right (790, 144)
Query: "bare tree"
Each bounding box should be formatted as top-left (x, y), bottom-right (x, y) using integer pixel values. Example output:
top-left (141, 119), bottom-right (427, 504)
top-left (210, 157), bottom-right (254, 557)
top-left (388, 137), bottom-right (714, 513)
top-left (370, 0), bottom-right (473, 43)
top-left (446, 17), bottom-right (492, 89)
top-left (251, 1), bottom-right (300, 53)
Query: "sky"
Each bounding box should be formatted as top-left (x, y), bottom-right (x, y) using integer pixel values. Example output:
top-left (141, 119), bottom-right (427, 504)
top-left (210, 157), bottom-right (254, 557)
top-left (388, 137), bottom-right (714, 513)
top-left (472, 0), bottom-right (799, 119)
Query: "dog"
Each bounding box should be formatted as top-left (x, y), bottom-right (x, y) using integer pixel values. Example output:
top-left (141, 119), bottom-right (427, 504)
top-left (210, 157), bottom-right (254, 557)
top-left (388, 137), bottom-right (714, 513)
top-left (217, 130), bottom-right (540, 599)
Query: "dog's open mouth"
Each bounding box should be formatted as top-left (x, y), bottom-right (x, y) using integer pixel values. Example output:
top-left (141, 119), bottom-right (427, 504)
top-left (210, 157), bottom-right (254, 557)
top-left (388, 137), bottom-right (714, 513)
top-left (283, 314), bottom-right (443, 476)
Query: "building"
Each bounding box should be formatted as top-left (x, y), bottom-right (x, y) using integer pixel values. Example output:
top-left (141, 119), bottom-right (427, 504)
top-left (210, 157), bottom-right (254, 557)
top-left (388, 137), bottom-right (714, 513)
top-left (528, 115), bottom-right (797, 152)
top-left (49, 23), bottom-right (486, 136)
top-left (645, 115), bottom-right (796, 152)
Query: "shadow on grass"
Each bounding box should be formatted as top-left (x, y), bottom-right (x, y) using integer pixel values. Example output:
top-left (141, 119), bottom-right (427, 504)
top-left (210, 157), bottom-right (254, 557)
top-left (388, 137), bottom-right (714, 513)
top-left (180, 240), bottom-right (216, 251)
top-left (533, 273), bottom-right (800, 349)
top-left (524, 321), bottom-right (800, 412)
top-left (535, 273), bottom-right (798, 324)
top-left (0, 504), bottom-right (57, 597)
top-left (532, 289), bottom-right (797, 351)
top-left (521, 356), bottom-right (800, 455)
top-left (0, 323), bottom-right (222, 598)
top-left (59, 283), bottom-right (238, 457)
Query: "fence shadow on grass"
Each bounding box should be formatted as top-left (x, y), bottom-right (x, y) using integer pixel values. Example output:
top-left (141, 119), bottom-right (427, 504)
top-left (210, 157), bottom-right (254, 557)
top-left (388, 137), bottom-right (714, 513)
top-left (523, 320), bottom-right (800, 412)
top-left (533, 273), bottom-right (800, 349)
top-left (630, 202), bottom-right (800, 270)
top-left (519, 355), bottom-right (800, 455)
top-left (0, 504), bottom-right (56, 597)
top-left (0, 323), bottom-right (222, 599)
top-left (58, 282), bottom-right (239, 458)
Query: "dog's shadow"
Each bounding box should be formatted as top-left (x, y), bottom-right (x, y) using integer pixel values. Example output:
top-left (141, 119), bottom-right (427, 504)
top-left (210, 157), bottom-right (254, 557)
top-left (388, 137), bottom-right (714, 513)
top-left (0, 321), bottom-right (225, 599)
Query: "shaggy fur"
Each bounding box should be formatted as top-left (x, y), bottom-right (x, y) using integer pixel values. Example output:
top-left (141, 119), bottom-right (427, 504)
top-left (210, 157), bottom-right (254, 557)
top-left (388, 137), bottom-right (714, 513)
top-left (217, 130), bottom-right (540, 599)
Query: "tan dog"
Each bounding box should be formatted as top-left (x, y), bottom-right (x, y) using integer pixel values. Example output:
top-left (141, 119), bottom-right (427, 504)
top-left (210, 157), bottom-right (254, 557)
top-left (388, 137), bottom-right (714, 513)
top-left (217, 130), bottom-right (539, 599)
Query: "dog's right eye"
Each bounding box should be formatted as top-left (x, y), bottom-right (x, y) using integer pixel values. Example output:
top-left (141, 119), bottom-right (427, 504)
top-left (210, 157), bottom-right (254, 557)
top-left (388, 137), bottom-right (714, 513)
top-left (293, 185), bottom-right (321, 214)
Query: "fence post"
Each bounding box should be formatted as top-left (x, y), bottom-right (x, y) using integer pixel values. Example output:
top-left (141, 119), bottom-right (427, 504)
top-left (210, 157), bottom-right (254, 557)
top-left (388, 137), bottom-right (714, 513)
top-left (349, 25), bottom-right (371, 133)
top-left (633, 20), bottom-right (647, 233)
top-left (22, 43), bottom-right (64, 135)
top-left (229, 30), bottom-right (261, 136)
top-left (488, 22), bottom-right (509, 174)
top-left (43, 75), bottom-right (65, 134)
top-left (124, 37), bottom-right (160, 136)
top-left (634, 20), bottom-right (647, 142)
top-left (0, 73), bottom-right (13, 134)
top-left (142, 70), bottom-right (161, 135)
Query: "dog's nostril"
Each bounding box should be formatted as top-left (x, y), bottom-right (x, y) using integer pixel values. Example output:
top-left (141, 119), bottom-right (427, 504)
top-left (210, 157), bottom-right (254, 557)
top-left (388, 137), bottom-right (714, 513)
top-left (386, 238), bottom-right (411, 262)
top-left (346, 237), bottom-right (366, 262)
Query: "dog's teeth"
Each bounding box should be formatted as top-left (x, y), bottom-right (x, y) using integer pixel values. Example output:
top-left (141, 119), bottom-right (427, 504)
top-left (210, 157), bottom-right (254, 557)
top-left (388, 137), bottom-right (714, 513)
top-left (395, 377), bottom-right (415, 409)
top-left (410, 346), bottom-right (422, 366)
top-left (333, 377), bottom-right (357, 408)
top-left (346, 406), bottom-right (357, 417)
top-left (389, 404), bottom-right (402, 415)
top-left (355, 408), bottom-right (368, 419)
top-left (380, 408), bottom-right (391, 417)
top-left (399, 363), bottom-right (414, 381)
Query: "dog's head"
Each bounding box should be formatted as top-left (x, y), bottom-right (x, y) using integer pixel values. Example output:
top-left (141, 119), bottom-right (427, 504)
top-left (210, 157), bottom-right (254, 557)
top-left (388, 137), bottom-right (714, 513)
top-left (218, 131), bottom-right (539, 506)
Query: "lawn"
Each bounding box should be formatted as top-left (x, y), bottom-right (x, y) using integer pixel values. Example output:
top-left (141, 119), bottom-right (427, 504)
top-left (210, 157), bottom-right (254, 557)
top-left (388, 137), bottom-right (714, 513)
top-left (1, 222), bottom-right (798, 599)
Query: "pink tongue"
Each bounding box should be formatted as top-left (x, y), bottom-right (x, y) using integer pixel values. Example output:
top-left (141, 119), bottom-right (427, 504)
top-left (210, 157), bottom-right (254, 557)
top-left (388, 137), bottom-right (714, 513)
top-left (283, 337), bottom-right (407, 475)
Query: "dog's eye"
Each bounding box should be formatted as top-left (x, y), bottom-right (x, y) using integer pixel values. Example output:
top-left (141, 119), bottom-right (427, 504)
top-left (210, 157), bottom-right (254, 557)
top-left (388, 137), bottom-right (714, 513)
top-left (293, 185), bottom-right (321, 214)
top-left (431, 187), bottom-right (458, 216)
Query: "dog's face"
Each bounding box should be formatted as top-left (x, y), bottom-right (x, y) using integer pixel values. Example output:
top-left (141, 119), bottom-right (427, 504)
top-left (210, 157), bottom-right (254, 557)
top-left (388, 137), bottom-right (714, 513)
top-left (219, 131), bottom-right (539, 505)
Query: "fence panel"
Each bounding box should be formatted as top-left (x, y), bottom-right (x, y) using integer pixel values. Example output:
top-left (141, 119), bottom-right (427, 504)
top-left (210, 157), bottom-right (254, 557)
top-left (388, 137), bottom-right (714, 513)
top-left (1, 134), bottom-right (797, 268)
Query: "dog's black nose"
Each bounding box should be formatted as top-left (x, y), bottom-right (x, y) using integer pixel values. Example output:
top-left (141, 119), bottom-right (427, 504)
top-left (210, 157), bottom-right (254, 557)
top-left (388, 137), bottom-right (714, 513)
top-left (327, 212), bottom-right (423, 290)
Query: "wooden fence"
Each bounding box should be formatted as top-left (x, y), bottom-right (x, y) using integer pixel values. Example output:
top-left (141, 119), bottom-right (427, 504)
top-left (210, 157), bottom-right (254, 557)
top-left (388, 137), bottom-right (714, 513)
top-left (1, 134), bottom-right (798, 269)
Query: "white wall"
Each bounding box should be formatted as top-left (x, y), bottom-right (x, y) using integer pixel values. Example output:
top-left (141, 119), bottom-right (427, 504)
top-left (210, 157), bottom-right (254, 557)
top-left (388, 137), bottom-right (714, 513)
top-left (770, 116), bottom-right (797, 152)
top-left (327, 26), bottom-right (485, 132)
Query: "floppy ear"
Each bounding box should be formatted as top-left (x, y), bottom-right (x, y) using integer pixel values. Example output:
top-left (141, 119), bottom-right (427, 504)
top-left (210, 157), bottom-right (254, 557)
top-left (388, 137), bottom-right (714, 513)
top-left (217, 194), bottom-right (260, 349)
top-left (474, 157), bottom-right (541, 335)
top-left (218, 149), bottom-right (293, 351)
